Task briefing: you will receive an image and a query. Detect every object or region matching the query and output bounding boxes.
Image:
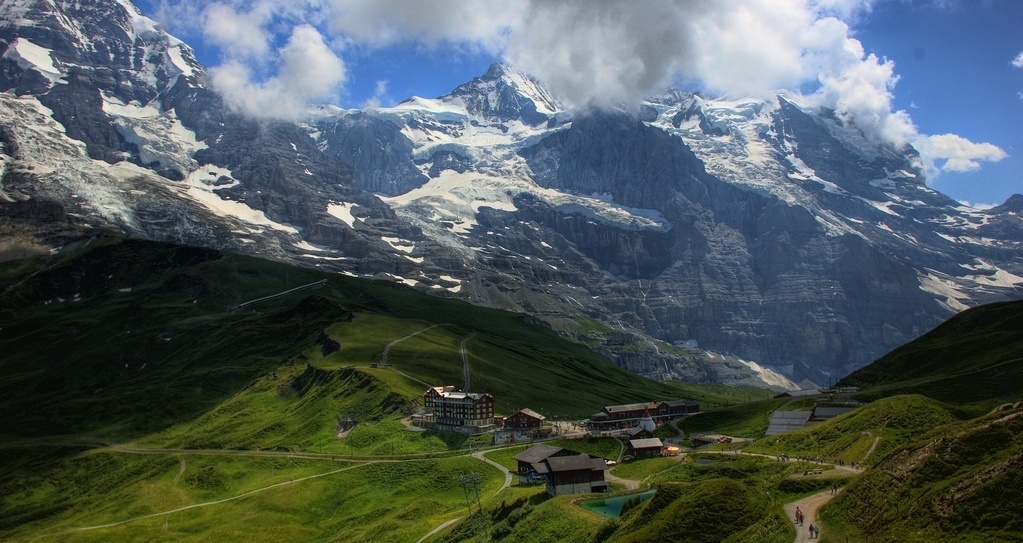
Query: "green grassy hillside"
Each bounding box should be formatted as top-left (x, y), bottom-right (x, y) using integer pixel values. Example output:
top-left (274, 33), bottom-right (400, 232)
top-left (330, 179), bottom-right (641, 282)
top-left (820, 401), bottom-right (1023, 542)
top-left (838, 300), bottom-right (1023, 408)
top-left (746, 395), bottom-right (961, 465)
top-left (0, 235), bottom-right (682, 443)
top-left (0, 235), bottom-right (727, 541)
top-left (7, 236), bottom-right (1018, 542)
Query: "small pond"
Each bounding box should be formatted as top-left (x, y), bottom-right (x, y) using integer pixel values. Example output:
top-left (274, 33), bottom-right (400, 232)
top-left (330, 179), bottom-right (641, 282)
top-left (579, 489), bottom-right (657, 518)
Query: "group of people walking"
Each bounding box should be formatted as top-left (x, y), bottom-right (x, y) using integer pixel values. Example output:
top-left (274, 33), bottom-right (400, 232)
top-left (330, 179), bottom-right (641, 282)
top-left (794, 507), bottom-right (821, 538)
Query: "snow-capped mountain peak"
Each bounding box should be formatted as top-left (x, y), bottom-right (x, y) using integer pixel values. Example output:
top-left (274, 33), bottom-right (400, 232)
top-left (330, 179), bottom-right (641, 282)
top-left (1, 2), bottom-right (1020, 389)
top-left (438, 62), bottom-right (564, 125)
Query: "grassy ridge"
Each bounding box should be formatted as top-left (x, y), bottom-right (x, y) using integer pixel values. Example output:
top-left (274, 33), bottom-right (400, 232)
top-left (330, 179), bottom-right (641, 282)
top-left (746, 395), bottom-right (961, 465)
top-left (0, 236), bottom-right (714, 540)
top-left (820, 401), bottom-right (1023, 542)
top-left (0, 236), bottom-right (683, 445)
top-left (839, 300), bottom-right (1023, 408)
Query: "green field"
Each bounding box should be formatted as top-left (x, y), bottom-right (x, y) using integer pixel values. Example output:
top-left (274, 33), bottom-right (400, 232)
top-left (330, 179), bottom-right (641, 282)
top-left (3, 236), bottom-right (1023, 542)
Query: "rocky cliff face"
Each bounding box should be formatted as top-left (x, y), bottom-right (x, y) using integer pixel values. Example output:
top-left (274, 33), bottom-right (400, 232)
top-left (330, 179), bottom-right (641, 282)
top-left (1, 1), bottom-right (1020, 388)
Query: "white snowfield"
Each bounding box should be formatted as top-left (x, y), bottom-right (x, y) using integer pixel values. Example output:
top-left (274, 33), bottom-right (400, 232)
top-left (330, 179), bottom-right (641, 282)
top-left (357, 73), bottom-right (1020, 314)
top-left (2, 38), bottom-right (63, 84)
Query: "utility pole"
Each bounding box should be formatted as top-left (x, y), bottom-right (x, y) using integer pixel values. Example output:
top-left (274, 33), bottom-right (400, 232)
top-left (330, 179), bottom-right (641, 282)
top-left (459, 472), bottom-right (488, 543)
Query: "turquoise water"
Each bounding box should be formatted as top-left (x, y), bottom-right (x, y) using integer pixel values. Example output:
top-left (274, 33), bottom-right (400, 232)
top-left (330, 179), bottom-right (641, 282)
top-left (579, 489), bottom-right (657, 518)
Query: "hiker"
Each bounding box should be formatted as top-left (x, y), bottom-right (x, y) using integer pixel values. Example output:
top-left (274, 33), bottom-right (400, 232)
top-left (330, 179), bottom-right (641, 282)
top-left (795, 507), bottom-right (803, 525)
top-left (809, 523), bottom-right (815, 538)
top-left (814, 524), bottom-right (820, 538)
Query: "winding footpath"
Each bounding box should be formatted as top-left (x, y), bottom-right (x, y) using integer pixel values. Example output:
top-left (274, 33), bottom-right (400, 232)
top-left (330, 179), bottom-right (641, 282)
top-left (414, 449), bottom-right (513, 543)
top-left (379, 324), bottom-right (445, 367)
top-left (785, 489), bottom-right (841, 543)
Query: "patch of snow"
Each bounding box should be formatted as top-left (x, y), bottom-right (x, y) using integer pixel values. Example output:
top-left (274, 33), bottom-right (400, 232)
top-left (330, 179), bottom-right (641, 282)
top-left (381, 236), bottom-right (415, 253)
top-left (299, 254), bottom-right (347, 261)
top-left (3, 38), bottom-right (64, 84)
top-left (327, 202), bottom-right (358, 228)
top-left (101, 94), bottom-right (205, 174)
top-left (179, 167), bottom-right (298, 234)
top-left (293, 240), bottom-right (329, 252)
top-left (738, 359), bottom-right (800, 391)
top-left (961, 260), bottom-right (1023, 288)
top-left (165, 45), bottom-right (195, 78)
top-left (918, 272), bottom-right (970, 312)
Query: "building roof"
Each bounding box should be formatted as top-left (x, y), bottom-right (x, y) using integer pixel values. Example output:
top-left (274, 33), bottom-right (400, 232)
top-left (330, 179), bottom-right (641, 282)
top-left (514, 408), bottom-right (545, 420)
top-left (627, 426), bottom-right (652, 437)
top-left (605, 402), bottom-right (654, 413)
top-left (513, 444), bottom-right (564, 464)
top-left (765, 410), bottom-right (814, 435)
top-left (426, 386), bottom-right (492, 401)
top-left (773, 388), bottom-right (821, 398)
top-left (661, 399), bottom-right (698, 407)
top-left (629, 438), bottom-right (664, 449)
top-left (541, 453), bottom-right (607, 473)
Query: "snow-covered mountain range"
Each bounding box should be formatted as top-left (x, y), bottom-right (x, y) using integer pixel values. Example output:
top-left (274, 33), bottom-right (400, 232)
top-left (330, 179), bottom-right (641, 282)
top-left (2, 0), bottom-right (1020, 389)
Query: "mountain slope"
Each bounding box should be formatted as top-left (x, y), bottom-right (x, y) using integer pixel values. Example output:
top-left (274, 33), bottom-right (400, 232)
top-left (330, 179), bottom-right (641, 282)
top-left (1, 0), bottom-right (1020, 388)
top-left (0, 234), bottom-right (689, 441)
top-left (837, 300), bottom-right (1023, 405)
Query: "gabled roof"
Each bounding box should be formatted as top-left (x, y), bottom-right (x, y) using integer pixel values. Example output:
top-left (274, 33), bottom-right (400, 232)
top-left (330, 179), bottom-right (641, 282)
top-left (605, 402), bottom-right (653, 413)
top-left (661, 399), bottom-right (698, 407)
top-left (765, 410), bottom-right (814, 435)
top-left (629, 438), bottom-right (664, 449)
top-left (773, 388), bottom-right (821, 398)
top-left (513, 444), bottom-right (564, 464)
top-left (542, 453), bottom-right (606, 473)
top-left (514, 408), bottom-right (545, 420)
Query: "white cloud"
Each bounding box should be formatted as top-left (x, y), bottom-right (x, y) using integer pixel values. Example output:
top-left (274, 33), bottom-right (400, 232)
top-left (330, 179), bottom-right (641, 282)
top-left (211, 24), bottom-right (345, 120)
top-left (147, 0), bottom-right (1006, 181)
top-left (957, 200), bottom-right (997, 210)
top-left (361, 80), bottom-right (390, 108)
top-left (323, 0), bottom-right (523, 52)
top-left (202, 2), bottom-right (272, 60)
top-left (1013, 50), bottom-right (1023, 68)
top-left (913, 133), bottom-right (1008, 175)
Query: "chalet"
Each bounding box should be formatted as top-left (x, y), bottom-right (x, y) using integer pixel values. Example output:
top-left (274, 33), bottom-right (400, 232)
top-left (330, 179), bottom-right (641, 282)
top-left (588, 399), bottom-right (699, 432)
top-left (504, 408), bottom-right (545, 429)
top-left (512, 444), bottom-right (575, 484)
top-left (419, 386), bottom-right (495, 432)
top-left (629, 438), bottom-right (664, 459)
top-left (533, 453), bottom-right (609, 496)
top-left (626, 426), bottom-right (654, 440)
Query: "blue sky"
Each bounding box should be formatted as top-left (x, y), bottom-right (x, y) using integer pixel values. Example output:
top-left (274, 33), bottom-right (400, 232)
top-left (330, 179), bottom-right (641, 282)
top-left (137, 0), bottom-right (1021, 207)
top-left (856, 1), bottom-right (1022, 206)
